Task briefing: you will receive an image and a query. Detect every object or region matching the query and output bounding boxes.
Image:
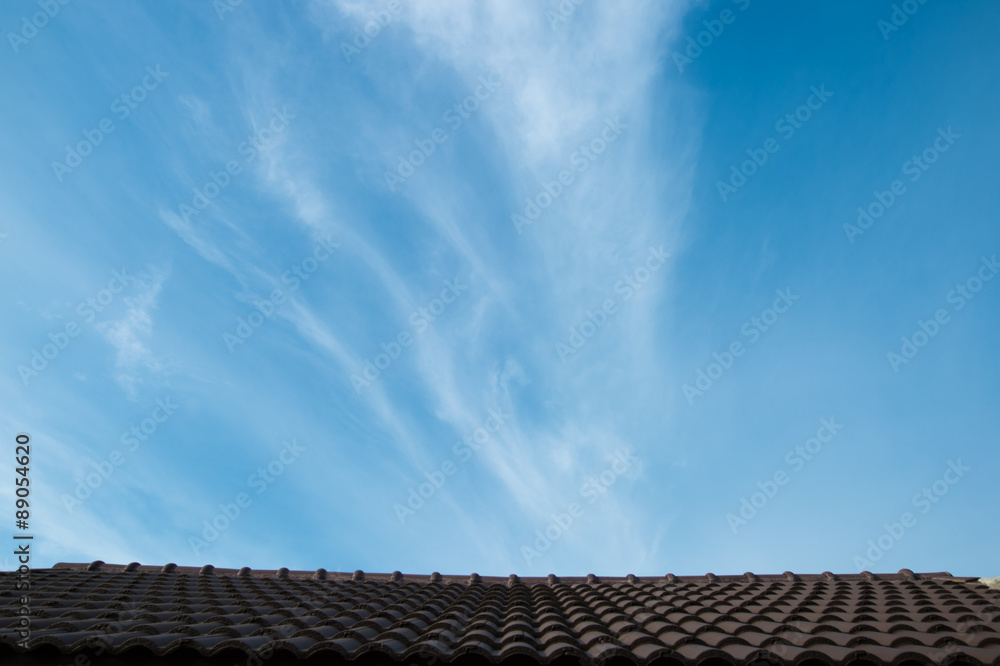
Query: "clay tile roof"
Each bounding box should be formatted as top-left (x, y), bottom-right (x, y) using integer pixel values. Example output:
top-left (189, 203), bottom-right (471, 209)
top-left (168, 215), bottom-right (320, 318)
top-left (2, 564), bottom-right (1000, 666)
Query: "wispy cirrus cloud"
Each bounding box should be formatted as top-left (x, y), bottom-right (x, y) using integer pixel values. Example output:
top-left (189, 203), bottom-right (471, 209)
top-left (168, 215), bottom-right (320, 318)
top-left (285, 0), bottom-right (696, 571)
top-left (95, 267), bottom-right (170, 400)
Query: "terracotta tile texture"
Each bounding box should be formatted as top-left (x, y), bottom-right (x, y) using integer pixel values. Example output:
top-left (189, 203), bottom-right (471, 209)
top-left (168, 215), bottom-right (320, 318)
top-left (2, 563), bottom-right (1000, 665)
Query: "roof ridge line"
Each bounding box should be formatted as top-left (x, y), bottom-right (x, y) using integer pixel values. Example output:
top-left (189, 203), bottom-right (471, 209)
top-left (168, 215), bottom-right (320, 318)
top-left (45, 562), bottom-right (967, 584)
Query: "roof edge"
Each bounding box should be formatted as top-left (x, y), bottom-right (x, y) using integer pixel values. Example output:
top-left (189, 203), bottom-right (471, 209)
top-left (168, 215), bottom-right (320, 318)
top-left (40, 562), bottom-right (975, 585)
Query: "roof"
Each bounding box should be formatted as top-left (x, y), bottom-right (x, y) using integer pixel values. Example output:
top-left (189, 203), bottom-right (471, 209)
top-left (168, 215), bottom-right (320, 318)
top-left (3, 563), bottom-right (1000, 666)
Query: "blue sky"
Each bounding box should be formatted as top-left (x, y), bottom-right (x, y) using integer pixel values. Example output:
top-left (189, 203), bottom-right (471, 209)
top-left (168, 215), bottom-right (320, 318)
top-left (1, 0), bottom-right (997, 578)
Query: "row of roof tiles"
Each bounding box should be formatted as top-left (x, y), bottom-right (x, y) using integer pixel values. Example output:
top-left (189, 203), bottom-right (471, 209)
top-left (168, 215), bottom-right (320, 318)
top-left (48, 562), bottom-right (972, 585)
top-left (2, 565), bottom-right (998, 665)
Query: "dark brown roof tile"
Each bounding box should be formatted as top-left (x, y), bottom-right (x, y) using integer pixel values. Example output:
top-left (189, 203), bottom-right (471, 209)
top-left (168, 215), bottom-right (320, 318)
top-left (655, 630), bottom-right (700, 647)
